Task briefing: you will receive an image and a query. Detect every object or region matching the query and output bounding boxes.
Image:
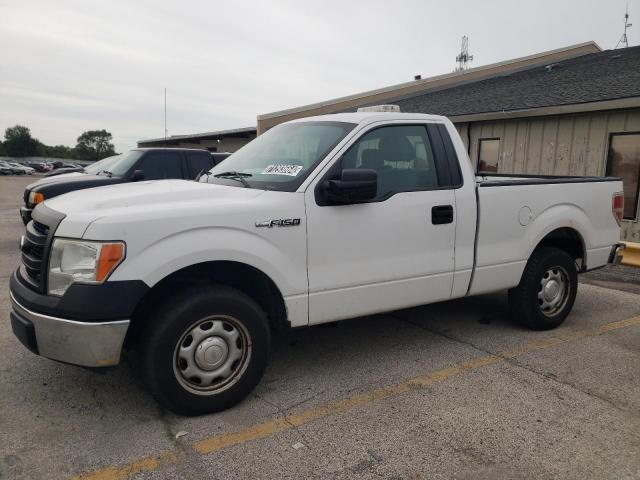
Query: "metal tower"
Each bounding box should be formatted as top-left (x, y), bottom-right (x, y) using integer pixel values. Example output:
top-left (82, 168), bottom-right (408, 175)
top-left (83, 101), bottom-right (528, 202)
top-left (615, 4), bottom-right (632, 49)
top-left (455, 35), bottom-right (473, 72)
top-left (455, 36), bottom-right (474, 71)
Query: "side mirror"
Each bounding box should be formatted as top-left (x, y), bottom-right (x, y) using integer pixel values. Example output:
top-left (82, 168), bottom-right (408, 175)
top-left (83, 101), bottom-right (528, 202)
top-left (323, 168), bottom-right (377, 205)
top-left (130, 170), bottom-right (144, 181)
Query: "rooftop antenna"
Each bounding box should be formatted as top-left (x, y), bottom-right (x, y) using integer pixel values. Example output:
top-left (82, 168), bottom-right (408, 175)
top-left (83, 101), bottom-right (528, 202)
top-left (455, 35), bottom-right (474, 71)
top-left (164, 88), bottom-right (168, 146)
top-left (615, 4), bottom-right (632, 49)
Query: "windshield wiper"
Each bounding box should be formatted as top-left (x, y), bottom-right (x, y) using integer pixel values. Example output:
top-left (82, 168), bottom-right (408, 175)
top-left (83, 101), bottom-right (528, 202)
top-left (196, 169), bottom-right (213, 182)
top-left (213, 171), bottom-right (252, 188)
top-left (98, 170), bottom-right (113, 177)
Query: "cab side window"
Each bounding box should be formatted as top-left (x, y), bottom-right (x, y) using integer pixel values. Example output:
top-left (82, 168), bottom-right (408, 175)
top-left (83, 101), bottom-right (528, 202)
top-left (186, 153), bottom-right (213, 179)
top-left (137, 152), bottom-right (183, 180)
top-left (341, 125), bottom-right (438, 200)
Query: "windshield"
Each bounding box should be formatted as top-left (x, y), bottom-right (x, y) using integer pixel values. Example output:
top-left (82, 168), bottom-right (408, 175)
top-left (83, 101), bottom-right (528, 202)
top-left (95, 150), bottom-right (144, 177)
top-left (206, 121), bottom-right (355, 191)
top-left (84, 154), bottom-right (123, 174)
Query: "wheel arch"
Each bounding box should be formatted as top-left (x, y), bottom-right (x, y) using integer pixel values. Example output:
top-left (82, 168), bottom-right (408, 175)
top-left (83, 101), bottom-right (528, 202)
top-left (524, 202), bottom-right (595, 271)
top-left (127, 261), bottom-right (289, 346)
top-left (532, 227), bottom-right (586, 270)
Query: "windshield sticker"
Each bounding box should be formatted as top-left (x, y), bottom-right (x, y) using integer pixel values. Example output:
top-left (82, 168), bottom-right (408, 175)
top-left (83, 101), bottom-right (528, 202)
top-left (262, 164), bottom-right (303, 176)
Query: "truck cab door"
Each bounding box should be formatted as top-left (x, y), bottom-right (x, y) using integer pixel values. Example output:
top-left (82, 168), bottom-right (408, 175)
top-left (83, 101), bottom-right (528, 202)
top-left (305, 123), bottom-right (457, 325)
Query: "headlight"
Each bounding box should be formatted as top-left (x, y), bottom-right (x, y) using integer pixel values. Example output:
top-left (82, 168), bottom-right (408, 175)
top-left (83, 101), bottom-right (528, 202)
top-left (28, 191), bottom-right (45, 207)
top-left (48, 238), bottom-right (125, 296)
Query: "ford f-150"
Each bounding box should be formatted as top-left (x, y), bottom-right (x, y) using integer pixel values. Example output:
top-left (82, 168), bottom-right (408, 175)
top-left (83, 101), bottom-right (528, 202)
top-left (10, 110), bottom-right (624, 415)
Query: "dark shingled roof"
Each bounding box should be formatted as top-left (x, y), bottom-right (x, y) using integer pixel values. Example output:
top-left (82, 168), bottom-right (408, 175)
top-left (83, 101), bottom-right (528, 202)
top-left (139, 126), bottom-right (256, 146)
top-left (391, 46), bottom-right (640, 117)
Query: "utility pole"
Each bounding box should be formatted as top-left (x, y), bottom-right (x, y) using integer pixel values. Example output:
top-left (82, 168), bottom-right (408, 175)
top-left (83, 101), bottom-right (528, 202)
top-left (164, 88), bottom-right (168, 145)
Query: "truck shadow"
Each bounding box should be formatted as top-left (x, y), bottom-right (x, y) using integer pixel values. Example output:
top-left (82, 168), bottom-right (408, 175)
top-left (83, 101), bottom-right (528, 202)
top-left (254, 291), bottom-right (518, 410)
top-left (29, 291), bottom-right (515, 421)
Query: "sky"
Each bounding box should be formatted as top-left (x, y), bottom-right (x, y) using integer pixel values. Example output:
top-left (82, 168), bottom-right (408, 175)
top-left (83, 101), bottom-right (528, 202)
top-left (0, 0), bottom-right (636, 152)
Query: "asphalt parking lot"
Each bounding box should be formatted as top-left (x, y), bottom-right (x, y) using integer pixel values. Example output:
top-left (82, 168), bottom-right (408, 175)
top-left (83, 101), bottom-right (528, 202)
top-left (1, 175), bottom-right (639, 480)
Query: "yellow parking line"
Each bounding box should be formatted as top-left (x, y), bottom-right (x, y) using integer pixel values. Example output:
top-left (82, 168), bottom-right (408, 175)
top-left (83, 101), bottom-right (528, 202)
top-left (73, 452), bottom-right (177, 480)
top-left (72, 314), bottom-right (640, 480)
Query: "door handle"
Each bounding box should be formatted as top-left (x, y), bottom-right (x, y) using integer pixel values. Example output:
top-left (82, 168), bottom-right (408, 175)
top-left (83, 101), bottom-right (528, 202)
top-left (431, 205), bottom-right (454, 225)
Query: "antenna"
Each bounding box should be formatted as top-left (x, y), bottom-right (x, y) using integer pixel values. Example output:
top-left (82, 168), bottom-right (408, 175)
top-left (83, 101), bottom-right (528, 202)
top-left (615, 4), bottom-right (632, 49)
top-left (164, 88), bottom-right (168, 145)
top-left (455, 35), bottom-right (474, 71)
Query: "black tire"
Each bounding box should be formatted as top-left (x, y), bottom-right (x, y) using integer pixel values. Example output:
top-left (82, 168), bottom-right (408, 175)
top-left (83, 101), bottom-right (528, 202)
top-left (139, 284), bottom-right (270, 416)
top-left (508, 247), bottom-right (578, 330)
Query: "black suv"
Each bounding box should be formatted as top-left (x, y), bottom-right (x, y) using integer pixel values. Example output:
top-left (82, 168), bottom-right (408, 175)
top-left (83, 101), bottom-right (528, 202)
top-left (20, 148), bottom-right (230, 224)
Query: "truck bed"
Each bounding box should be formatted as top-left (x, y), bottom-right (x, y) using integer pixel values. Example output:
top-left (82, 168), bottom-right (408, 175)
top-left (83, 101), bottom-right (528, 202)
top-left (469, 173), bottom-right (623, 296)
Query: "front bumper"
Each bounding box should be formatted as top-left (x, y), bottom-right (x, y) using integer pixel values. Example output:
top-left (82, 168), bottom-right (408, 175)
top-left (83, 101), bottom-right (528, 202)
top-left (20, 206), bottom-right (33, 225)
top-left (10, 292), bottom-right (129, 367)
top-left (10, 268), bottom-right (149, 321)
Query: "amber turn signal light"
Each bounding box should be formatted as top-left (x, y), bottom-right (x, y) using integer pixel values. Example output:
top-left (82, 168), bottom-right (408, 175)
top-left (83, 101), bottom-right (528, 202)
top-left (96, 243), bottom-right (125, 282)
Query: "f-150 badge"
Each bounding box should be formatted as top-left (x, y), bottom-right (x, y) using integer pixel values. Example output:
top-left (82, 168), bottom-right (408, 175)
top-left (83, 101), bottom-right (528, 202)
top-left (255, 218), bottom-right (301, 228)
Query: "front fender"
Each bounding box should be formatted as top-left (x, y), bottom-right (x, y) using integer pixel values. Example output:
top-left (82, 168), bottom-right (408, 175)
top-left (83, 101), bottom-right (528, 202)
top-left (108, 226), bottom-right (307, 298)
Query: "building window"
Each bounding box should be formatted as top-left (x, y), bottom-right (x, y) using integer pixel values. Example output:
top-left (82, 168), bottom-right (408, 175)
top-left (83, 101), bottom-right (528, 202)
top-left (478, 138), bottom-right (500, 173)
top-left (607, 133), bottom-right (640, 220)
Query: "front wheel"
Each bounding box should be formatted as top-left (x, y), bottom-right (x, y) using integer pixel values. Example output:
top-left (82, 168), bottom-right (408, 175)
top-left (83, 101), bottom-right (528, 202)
top-left (508, 247), bottom-right (578, 330)
top-left (140, 284), bottom-right (270, 416)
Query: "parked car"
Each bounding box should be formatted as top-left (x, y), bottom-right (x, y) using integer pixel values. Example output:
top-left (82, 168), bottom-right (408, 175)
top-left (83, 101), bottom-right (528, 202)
top-left (19, 148), bottom-right (223, 224)
top-left (44, 165), bottom-right (85, 176)
top-left (0, 163), bottom-right (13, 175)
top-left (9, 110), bottom-right (623, 416)
top-left (49, 161), bottom-right (76, 169)
top-left (0, 161), bottom-right (27, 174)
top-left (9, 162), bottom-right (35, 174)
top-left (45, 161), bottom-right (87, 176)
top-left (26, 162), bottom-right (53, 173)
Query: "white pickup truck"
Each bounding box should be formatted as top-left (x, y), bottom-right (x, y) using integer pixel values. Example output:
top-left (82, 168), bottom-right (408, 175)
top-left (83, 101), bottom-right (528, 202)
top-left (10, 111), bottom-right (624, 415)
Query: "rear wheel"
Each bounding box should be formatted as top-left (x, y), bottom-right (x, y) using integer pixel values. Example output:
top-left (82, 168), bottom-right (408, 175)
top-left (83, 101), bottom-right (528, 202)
top-left (139, 284), bottom-right (270, 416)
top-left (508, 247), bottom-right (578, 330)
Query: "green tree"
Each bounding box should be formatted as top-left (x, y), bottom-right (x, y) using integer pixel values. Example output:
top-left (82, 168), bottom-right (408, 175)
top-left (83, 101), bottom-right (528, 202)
top-left (0, 141), bottom-right (6, 156)
top-left (4, 125), bottom-right (40, 157)
top-left (44, 144), bottom-right (74, 159)
top-left (75, 129), bottom-right (116, 160)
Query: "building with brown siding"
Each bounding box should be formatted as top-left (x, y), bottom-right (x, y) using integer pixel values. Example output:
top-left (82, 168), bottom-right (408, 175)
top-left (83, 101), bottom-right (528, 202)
top-left (257, 42), bottom-right (640, 241)
top-left (138, 41), bottom-right (640, 240)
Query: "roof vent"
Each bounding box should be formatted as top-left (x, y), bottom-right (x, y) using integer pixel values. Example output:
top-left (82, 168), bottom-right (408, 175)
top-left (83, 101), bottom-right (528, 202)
top-left (357, 105), bottom-right (401, 113)
top-left (414, 74), bottom-right (422, 80)
top-left (544, 63), bottom-right (561, 72)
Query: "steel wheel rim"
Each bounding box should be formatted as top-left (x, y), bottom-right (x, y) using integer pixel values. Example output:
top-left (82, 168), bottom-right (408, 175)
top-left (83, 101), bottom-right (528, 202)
top-left (537, 266), bottom-right (570, 317)
top-left (172, 315), bottom-right (251, 395)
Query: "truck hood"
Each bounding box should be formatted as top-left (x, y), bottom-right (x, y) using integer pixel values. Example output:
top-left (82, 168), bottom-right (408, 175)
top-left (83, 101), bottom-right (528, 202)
top-left (47, 179), bottom-right (264, 215)
top-left (44, 179), bottom-right (265, 237)
top-left (27, 172), bottom-right (85, 188)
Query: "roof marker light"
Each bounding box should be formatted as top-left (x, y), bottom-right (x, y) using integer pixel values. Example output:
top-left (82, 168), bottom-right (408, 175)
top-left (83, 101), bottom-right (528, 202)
top-left (357, 105), bottom-right (401, 113)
